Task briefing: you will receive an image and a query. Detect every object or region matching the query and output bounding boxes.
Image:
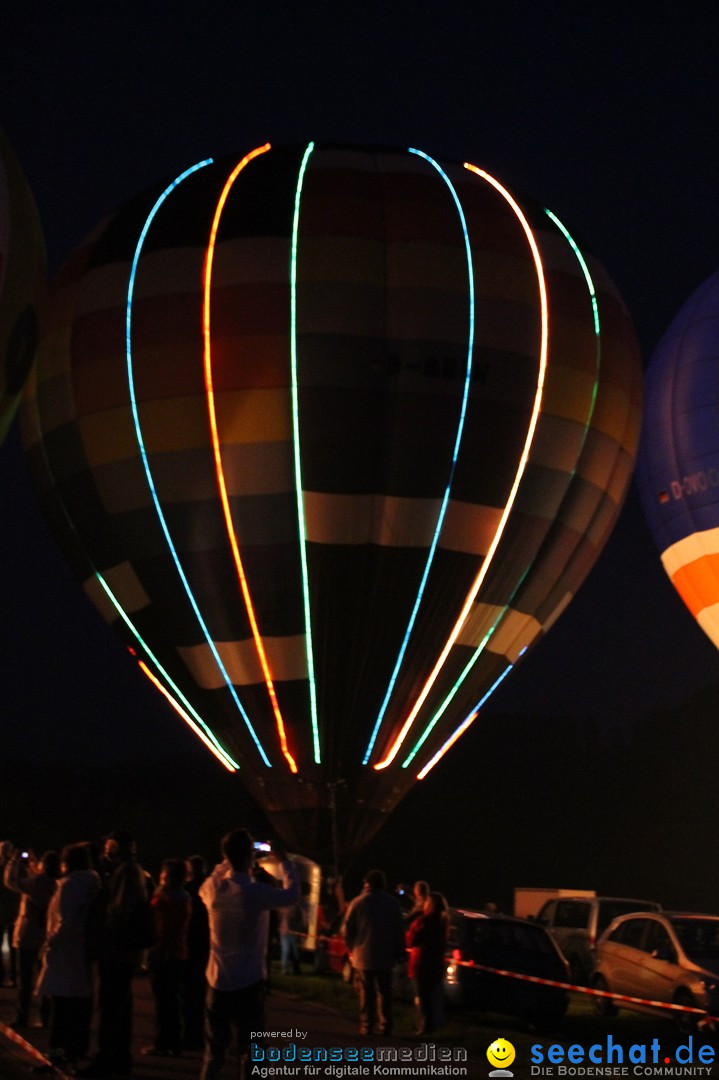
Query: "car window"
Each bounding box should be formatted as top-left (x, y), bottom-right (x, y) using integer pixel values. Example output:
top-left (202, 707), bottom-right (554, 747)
top-left (670, 918), bottom-right (719, 961)
top-left (447, 916), bottom-right (461, 949)
top-left (537, 901), bottom-right (555, 925)
top-left (597, 900), bottom-right (658, 935)
top-left (553, 901), bottom-right (591, 929)
top-left (473, 920), bottom-right (554, 957)
top-left (644, 921), bottom-right (677, 962)
top-left (609, 918), bottom-right (651, 951)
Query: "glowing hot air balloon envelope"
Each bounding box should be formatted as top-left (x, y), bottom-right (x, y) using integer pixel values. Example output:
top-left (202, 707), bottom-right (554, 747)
top-left (23, 144), bottom-right (642, 858)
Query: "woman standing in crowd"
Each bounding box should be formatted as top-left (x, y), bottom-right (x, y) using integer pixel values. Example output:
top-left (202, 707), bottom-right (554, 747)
top-left (142, 857), bottom-right (191, 1058)
top-left (405, 891), bottom-right (450, 1035)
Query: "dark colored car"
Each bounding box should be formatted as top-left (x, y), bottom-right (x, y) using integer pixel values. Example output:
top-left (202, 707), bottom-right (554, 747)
top-left (444, 909), bottom-right (570, 1030)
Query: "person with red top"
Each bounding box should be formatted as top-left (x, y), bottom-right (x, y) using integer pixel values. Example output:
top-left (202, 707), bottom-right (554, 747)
top-left (142, 858), bottom-right (192, 1057)
top-left (405, 891), bottom-right (450, 1035)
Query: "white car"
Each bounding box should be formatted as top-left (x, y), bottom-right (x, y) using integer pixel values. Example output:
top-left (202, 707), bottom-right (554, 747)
top-left (592, 911), bottom-right (719, 1031)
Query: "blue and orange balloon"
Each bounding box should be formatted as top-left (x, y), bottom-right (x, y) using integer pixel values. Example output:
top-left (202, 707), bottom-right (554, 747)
top-left (23, 143), bottom-right (641, 857)
top-left (638, 270), bottom-right (719, 648)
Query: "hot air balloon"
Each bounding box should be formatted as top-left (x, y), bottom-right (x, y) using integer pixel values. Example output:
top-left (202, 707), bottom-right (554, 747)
top-left (637, 270), bottom-right (719, 648)
top-left (0, 130), bottom-right (45, 441)
top-left (22, 143), bottom-right (641, 861)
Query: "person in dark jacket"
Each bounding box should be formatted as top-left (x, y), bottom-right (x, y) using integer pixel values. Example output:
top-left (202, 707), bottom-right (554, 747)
top-left (342, 870), bottom-right (405, 1036)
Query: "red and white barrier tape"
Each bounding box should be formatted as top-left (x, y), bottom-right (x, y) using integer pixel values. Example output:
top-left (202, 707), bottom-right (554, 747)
top-left (0, 1019), bottom-right (74, 1077)
top-left (289, 931), bottom-right (717, 1027)
top-left (452, 959), bottom-right (715, 1026)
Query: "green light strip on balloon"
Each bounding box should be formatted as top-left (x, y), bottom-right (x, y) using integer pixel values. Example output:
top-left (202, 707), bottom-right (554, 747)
top-left (95, 573), bottom-right (240, 770)
top-left (290, 141), bottom-right (321, 765)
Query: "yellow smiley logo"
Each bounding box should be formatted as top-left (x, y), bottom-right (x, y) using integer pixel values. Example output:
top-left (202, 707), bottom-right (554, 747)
top-left (487, 1038), bottom-right (516, 1069)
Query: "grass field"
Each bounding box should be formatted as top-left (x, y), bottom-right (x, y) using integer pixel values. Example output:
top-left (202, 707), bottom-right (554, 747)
top-left (272, 965), bottom-right (719, 1067)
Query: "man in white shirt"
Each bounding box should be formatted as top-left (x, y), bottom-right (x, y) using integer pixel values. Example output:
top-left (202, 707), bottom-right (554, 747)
top-left (199, 829), bottom-right (299, 1079)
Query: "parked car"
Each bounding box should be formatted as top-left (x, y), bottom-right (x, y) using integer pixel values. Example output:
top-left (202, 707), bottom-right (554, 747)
top-left (592, 911), bottom-right (719, 1031)
top-left (444, 908), bottom-right (569, 1030)
top-left (536, 895), bottom-right (661, 983)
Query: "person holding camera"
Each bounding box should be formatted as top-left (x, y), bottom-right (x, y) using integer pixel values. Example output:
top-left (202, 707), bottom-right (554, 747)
top-left (3, 846), bottom-right (60, 1028)
top-left (198, 830), bottom-right (298, 1080)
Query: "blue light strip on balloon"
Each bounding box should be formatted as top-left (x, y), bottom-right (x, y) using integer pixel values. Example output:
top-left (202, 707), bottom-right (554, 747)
top-left (361, 147), bottom-right (476, 766)
top-left (95, 573), bottom-right (240, 770)
top-left (290, 142), bottom-right (322, 765)
top-left (125, 159), bottom-right (271, 767)
top-left (416, 663), bottom-right (513, 780)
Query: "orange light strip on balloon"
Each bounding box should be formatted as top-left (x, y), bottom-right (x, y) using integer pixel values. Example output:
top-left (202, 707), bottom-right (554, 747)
top-left (137, 660), bottom-right (236, 772)
top-left (374, 163), bottom-right (549, 771)
top-left (203, 143), bottom-right (298, 775)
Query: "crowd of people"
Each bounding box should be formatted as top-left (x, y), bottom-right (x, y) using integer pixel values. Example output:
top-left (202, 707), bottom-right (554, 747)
top-left (0, 831), bottom-right (219, 1076)
top-left (0, 831), bottom-right (450, 1077)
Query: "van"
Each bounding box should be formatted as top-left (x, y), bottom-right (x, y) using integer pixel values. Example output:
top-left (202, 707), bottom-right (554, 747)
top-left (536, 896), bottom-right (661, 984)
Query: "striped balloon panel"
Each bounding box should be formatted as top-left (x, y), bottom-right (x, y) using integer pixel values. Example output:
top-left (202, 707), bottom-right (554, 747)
top-left (637, 270), bottom-right (719, 648)
top-left (23, 145), bottom-right (642, 856)
top-left (384, 194), bottom-right (642, 778)
top-left (0, 131), bottom-right (45, 441)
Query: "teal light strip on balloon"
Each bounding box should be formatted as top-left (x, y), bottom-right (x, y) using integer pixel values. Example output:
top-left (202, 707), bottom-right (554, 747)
top-left (125, 159), bottom-right (271, 767)
top-left (416, 664), bottom-right (513, 780)
top-left (543, 208), bottom-right (601, 438)
top-left (95, 573), bottom-right (240, 770)
top-left (361, 147), bottom-right (476, 766)
top-left (290, 141), bottom-right (321, 765)
top-left (544, 209), bottom-right (599, 335)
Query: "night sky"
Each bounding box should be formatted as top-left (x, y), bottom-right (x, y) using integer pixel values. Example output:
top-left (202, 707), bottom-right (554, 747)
top-left (1, 5), bottom-right (719, 904)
